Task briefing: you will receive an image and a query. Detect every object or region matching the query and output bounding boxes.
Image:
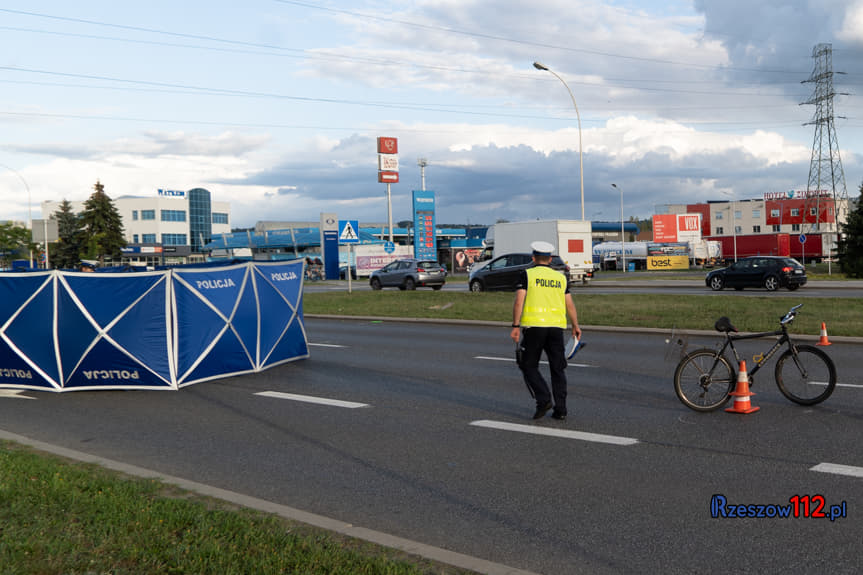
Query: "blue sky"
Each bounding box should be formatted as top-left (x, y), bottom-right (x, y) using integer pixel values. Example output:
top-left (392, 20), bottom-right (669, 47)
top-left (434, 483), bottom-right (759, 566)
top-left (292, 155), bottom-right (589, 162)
top-left (1, 0), bottom-right (861, 229)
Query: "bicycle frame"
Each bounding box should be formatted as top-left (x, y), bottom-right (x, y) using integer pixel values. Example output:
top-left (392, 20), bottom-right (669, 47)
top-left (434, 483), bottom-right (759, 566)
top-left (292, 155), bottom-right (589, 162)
top-left (712, 325), bottom-right (792, 386)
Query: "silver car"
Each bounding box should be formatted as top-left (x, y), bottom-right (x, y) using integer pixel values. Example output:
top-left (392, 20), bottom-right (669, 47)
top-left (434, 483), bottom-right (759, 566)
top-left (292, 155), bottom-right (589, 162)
top-left (369, 259), bottom-right (446, 290)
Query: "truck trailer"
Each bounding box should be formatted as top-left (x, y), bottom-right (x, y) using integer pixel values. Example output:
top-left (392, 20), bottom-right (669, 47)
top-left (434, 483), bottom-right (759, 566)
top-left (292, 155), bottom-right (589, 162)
top-left (490, 220), bottom-right (594, 284)
top-left (707, 233), bottom-right (790, 263)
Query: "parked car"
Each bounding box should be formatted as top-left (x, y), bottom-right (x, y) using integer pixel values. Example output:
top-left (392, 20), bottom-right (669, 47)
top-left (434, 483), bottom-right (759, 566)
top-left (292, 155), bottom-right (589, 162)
top-left (705, 256), bottom-right (807, 292)
top-left (468, 253), bottom-right (569, 292)
top-left (339, 264), bottom-right (357, 280)
top-left (369, 259), bottom-right (446, 290)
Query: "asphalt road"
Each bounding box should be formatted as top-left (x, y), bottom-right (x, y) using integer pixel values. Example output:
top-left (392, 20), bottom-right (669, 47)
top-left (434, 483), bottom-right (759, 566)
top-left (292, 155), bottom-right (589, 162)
top-left (2, 319), bottom-right (862, 574)
top-left (308, 276), bottom-right (863, 298)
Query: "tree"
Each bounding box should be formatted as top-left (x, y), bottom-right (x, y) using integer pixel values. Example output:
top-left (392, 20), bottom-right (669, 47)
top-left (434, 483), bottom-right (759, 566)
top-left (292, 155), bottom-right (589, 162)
top-left (837, 183), bottom-right (863, 278)
top-left (52, 199), bottom-right (84, 269)
top-left (0, 222), bottom-right (32, 267)
top-left (78, 181), bottom-right (126, 265)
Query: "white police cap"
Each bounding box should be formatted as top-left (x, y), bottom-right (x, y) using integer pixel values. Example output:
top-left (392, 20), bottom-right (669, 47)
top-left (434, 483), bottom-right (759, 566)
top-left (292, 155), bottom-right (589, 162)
top-left (531, 241), bottom-right (555, 256)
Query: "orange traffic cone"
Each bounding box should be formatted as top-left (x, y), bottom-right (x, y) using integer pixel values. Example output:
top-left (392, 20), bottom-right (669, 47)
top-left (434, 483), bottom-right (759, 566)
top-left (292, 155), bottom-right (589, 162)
top-left (726, 361), bottom-right (760, 414)
top-left (816, 322), bottom-right (832, 346)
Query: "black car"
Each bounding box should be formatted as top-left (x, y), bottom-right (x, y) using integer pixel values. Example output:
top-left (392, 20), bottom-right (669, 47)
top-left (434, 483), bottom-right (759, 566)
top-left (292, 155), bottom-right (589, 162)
top-left (468, 253), bottom-right (569, 292)
top-left (705, 256), bottom-right (807, 292)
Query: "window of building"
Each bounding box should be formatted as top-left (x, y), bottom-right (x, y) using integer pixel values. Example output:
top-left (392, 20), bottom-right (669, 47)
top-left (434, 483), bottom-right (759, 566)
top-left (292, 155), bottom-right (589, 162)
top-left (142, 233), bottom-right (157, 243)
top-left (715, 212), bottom-right (724, 220)
top-left (791, 224), bottom-right (800, 232)
top-left (734, 210), bottom-right (741, 220)
top-left (162, 233), bottom-right (187, 245)
top-left (212, 212), bottom-right (229, 225)
top-left (734, 226), bottom-right (742, 235)
top-left (791, 208), bottom-right (799, 217)
top-left (772, 225), bottom-right (780, 232)
top-left (133, 234), bottom-right (139, 244)
top-left (716, 227), bottom-right (724, 235)
top-left (810, 207), bottom-right (817, 216)
top-left (141, 210), bottom-right (156, 220)
top-left (132, 210), bottom-right (138, 221)
top-left (752, 225), bottom-right (761, 233)
top-left (771, 209), bottom-right (780, 218)
top-left (752, 209), bottom-right (761, 218)
top-left (161, 210), bottom-right (187, 222)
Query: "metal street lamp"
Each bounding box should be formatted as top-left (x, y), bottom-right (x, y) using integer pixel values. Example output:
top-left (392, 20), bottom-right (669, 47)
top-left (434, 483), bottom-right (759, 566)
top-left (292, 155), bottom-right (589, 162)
top-left (611, 184), bottom-right (625, 273)
top-left (0, 163), bottom-right (33, 266)
top-left (533, 61), bottom-right (584, 220)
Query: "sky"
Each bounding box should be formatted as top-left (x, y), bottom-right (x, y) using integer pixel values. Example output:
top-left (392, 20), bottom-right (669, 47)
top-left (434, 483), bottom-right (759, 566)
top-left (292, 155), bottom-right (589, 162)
top-left (1, 0), bottom-right (862, 229)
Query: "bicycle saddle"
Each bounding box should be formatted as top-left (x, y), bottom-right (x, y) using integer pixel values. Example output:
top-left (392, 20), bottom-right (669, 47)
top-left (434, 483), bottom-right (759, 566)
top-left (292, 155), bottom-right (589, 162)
top-left (714, 316), bottom-right (738, 333)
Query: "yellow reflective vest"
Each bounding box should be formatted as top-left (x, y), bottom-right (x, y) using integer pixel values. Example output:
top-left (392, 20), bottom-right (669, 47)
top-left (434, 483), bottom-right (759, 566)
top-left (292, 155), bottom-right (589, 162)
top-left (520, 265), bottom-right (567, 328)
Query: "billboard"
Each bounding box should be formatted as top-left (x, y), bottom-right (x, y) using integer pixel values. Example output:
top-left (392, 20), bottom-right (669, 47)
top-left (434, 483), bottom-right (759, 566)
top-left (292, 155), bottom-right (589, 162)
top-left (653, 214), bottom-right (702, 243)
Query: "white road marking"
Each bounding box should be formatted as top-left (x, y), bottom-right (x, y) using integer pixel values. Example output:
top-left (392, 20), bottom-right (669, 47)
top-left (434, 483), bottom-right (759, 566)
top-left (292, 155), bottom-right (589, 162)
top-left (470, 420), bottom-right (638, 446)
top-left (836, 382), bottom-right (863, 389)
top-left (810, 462), bottom-right (863, 478)
top-left (0, 389), bottom-right (36, 400)
top-left (309, 343), bottom-right (346, 348)
top-left (254, 391), bottom-right (369, 408)
top-left (474, 355), bottom-right (594, 368)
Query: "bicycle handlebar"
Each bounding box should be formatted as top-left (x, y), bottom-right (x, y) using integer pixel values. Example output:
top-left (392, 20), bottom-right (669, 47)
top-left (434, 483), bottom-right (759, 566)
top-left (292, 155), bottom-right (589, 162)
top-left (780, 303), bottom-right (803, 325)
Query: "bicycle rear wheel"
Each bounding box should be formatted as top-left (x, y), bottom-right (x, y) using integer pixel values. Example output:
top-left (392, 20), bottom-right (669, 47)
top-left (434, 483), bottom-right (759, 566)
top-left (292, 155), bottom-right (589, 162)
top-left (674, 349), bottom-right (736, 412)
top-left (775, 345), bottom-right (837, 405)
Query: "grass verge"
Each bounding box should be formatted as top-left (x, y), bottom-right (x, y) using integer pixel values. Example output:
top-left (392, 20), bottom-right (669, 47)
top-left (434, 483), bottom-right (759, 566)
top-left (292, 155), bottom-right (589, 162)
top-left (303, 291), bottom-right (863, 337)
top-left (0, 442), bottom-right (470, 575)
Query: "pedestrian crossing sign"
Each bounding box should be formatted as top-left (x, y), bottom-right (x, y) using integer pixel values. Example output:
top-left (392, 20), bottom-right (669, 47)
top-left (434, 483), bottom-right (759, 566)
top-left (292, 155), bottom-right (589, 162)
top-left (338, 220), bottom-right (360, 243)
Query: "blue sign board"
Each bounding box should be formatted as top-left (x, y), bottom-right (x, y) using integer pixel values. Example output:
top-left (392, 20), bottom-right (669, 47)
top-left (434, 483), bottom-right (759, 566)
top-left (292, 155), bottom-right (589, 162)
top-left (384, 241), bottom-right (395, 254)
top-left (412, 190), bottom-right (436, 260)
top-left (338, 220), bottom-right (359, 244)
top-left (799, 234), bottom-right (807, 244)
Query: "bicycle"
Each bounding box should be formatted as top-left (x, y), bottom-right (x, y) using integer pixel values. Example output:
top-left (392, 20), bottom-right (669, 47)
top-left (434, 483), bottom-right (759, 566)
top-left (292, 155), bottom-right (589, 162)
top-left (673, 304), bottom-right (837, 412)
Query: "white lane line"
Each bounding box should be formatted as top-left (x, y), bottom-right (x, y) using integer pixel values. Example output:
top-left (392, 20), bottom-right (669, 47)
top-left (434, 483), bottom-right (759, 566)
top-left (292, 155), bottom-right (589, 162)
top-left (810, 462), bottom-right (863, 478)
top-left (836, 382), bottom-right (863, 389)
top-left (474, 356), bottom-right (594, 368)
top-left (309, 343), bottom-right (346, 348)
top-left (254, 391), bottom-right (369, 409)
top-left (470, 420), bottom-right (638, 446)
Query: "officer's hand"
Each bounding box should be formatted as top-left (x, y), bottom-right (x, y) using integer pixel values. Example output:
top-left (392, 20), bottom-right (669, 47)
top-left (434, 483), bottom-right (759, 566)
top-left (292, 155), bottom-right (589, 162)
top-left (510, 327), bottom-right (521, 343)
top-left (573, 325), bottom-right (582, 340)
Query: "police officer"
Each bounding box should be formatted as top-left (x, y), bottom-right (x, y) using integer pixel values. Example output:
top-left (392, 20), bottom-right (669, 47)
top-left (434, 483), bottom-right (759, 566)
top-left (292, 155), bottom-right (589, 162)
top-left (510, 241), bottom-right (582, 420)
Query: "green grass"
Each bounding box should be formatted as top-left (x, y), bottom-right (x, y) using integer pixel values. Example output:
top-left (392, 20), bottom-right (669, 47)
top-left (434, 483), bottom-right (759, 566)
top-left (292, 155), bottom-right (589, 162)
top-left (304, 291), bottom-right (863, 337)
top-left (0, 443), bottom-right (470, 575)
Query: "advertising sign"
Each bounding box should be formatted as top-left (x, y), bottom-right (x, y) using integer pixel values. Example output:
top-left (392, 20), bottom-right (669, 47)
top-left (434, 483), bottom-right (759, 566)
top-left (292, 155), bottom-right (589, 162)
top-left (377, 137), bottom-right (398, 154)
top-left (652, 214), bottom-right (678, 242)
top-left (378, 171), bottom-right (399, 183)
top-left (378, 154), bottom-right (399, 171)
top-left (158, 189), bottom-right (185, 198)
top-left (652, 213), bottom-right (702, 243)
top-left (412, 190), bottom-right (436, 260)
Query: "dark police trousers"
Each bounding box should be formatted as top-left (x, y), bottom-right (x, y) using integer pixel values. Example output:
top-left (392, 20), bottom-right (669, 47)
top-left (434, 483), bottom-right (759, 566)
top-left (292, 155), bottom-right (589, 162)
top-left (519, 326), bottom-right (568, 414)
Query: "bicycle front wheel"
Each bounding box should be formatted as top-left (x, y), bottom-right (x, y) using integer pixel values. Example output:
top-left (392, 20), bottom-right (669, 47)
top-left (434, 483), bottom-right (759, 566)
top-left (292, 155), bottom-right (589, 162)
top-left (674, 349), bottom-right (736, 412)
top-left (775, 345), bottom-right (837, 405)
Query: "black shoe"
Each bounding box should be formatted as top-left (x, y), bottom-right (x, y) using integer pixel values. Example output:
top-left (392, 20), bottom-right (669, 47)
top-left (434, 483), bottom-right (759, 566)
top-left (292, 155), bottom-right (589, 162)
top-left (533, 402), bottom-right (552, 419)
top-left (551, 411), bottom-right (567, 421)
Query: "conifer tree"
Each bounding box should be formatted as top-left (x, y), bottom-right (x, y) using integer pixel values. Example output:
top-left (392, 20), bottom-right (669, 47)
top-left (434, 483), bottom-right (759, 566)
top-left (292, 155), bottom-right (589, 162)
top-left (52, 199), bottom-right (84, 269)
top-left (78, 181), bottom-right (126, 266)
top-left (837, 182), bottom-right (863, 278)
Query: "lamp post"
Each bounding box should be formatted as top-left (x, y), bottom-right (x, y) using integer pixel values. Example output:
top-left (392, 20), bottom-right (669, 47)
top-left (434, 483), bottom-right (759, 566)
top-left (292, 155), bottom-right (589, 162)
top-left (611, 184), bottom-right (625, 273)
top-left (0, 163), bottom-right (32, 266)
top-left (533, 61), bottom-right (584, 220)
